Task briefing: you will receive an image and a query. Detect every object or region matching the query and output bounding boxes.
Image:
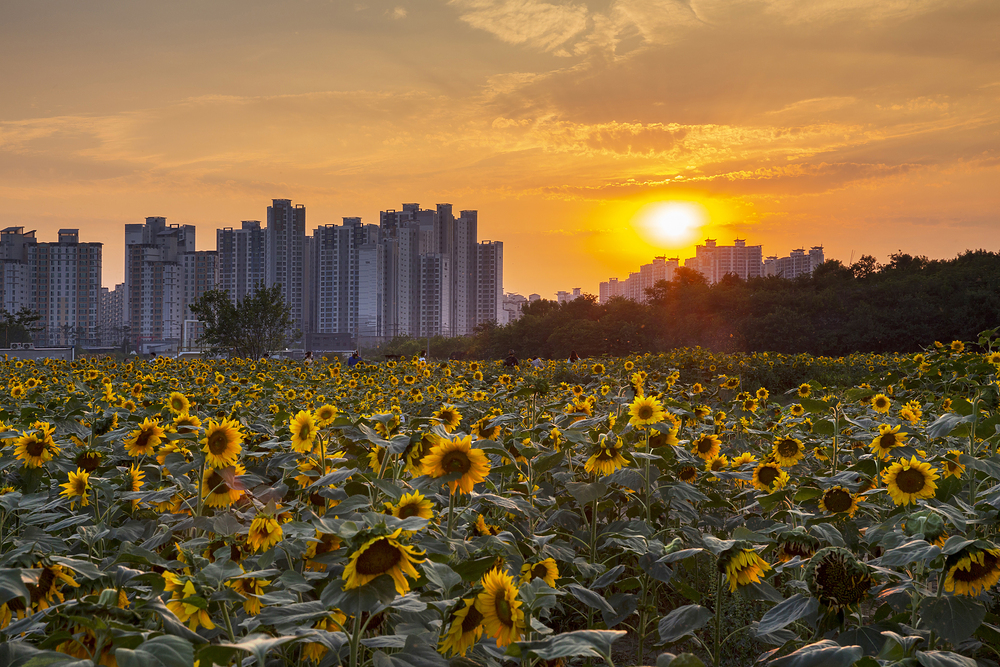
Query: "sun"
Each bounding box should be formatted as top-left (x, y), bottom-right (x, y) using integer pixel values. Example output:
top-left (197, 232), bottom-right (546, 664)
top-left (632, 201), bottom-right (707, 246)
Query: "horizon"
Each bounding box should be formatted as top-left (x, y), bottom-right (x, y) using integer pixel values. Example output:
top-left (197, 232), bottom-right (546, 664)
top-left (3, 0), bottom-right (998, 297)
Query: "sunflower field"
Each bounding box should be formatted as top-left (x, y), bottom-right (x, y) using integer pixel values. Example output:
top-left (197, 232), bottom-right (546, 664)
top-left (2, 334), bottom-right (1000, 667)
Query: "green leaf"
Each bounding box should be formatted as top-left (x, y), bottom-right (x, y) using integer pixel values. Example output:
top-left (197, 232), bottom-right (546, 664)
top-left (662, 656), bottom-right (706, 667)
top-left (769, 640), bottom-right (862, 667)
top-left (919, 595), bottom-right (985, 645)
top-left (519, 630), bottom-right (626, 660)
top-left (422, 561), bottom-right (461, 594)
top-left (879, 540), bottom-right (941, 567)
top-left (915, 651), bottom-right (978, 667)
top-left (215, 634), bottom-right (298, 666)
top-left (756, 594), bottom-right (819, 637)
top-left (926, 413), bottom-right (966, 439)
top-left (565, 481), bottom-right (607, 506)
top-left (565, 584), bottom-right (615, 616)
top-left (657, 605), bottom-right (713, 644)
top-left (371, 635), bottom-right (447, 667)
top-left (0, 569), bottom-right (30, 607)
top-left (116, 636), bottom-right (194, 667)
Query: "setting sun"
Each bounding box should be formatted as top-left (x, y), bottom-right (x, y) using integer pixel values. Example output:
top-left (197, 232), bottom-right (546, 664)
top-left (632, 201), bottom-right (708, 247)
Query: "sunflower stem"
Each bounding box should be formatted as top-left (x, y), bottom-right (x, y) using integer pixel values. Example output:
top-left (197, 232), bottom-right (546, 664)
top-left (714, 572), bottom-right (724, 667)
top-left (222, 601), bottom-right (237, 641)
top-left (446, 490), bottom-right (458, 540)
top-left (349, 609), bottom-right (362, 667)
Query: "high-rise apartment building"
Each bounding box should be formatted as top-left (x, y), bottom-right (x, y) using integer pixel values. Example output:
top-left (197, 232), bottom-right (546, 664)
top-left (0, 227), bottom-right (102, 346)
top-left (763, 246), bottom-right (825, 279)
top-left (684, 239), bottom-right (763, 284)
top-left (217, 221), bottom-right (266, 304)
top-left (311, 218), bottom-right (381, 337)
top-left (99, 283), bottom-right (125, 346)
top-left (266, 199), bottom-right (307, 332)
top-left (476, 240), bottom-right (503, 327)
top-left (419, 253), bottom-right (451, 337)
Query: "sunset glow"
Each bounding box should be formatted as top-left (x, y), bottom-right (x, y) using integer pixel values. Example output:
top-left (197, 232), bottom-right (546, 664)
top-left (633, 201), bottom-right (708, 248)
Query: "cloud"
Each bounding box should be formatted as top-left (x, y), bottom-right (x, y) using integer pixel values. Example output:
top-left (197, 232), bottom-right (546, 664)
top-left (387, 6), bottom-right (407, 19)
top-left (449, 0), bottom-right (589, 53)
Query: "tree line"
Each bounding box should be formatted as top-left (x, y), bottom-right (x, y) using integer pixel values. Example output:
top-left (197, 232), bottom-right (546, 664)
top-left (377, 250), bottom-right (1000, 360)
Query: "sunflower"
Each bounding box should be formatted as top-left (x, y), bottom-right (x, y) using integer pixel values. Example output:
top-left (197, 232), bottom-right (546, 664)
top-left (520, 558), bottom-right (559, 587)
top-left (806, 547), bottom-right (872, 611)
top-left (771, 437), bottom-right (805, 467)
top-left (167, 391), bottom-right (190, 415)
top-left (28, 562), bottom-right (79, 610)
top-left (476, 568), bottom-right (524, 647)
top-left (248, 513), bottom-right (284, 552)
top-left (388, 490), bottom-right (434, 522)
top-left (305, 531), bottom-right (343, 571)
top-left (731, 452), bottom-right (757, 467)
top-left (628, 395), bottom-right (665, 428)
top-left (166, 577), bottom-right (215, 631)
top-left (941, 449), bottom-right (965, 479)
top-left (584, 436), bottom-right (627, 477)
top-left (121, 418), bottom-right (163, 458)
top-left (775, 528), bottom-right (821, 563)
top-left (882, 456), bottom-right (939, 506)
top-left (797, 383), bottom-right (812, 398)
top-left (718, 542), bottom-right (771, 592)
top-left (751, 462), bottom-right (789, 493)
top-left (202, 464), bottom-right (247, 508)
top-left (944, 545), bottom-right (1000, 596)
top-left (124, 464), bottom-right (145, 509)
top-left (14, 422), bottom-right (60, 468)
top-left (173, 412), bottom-right (201, 433)
top-left (705, 454), bottom-right (729, 475)
top-left (472, 514), bottom-right (501, 537)
top-left (440, 598), bottom-right (485, 657)
top-left (870, 393), bottom-right (891, 413)
top-left (421, 435), bottom-right (491, 495)
top-left (691, 434), bottom-right (721, 461)
top-left (229, 576), bottom-right (270, 615)
top-left (869, 424), bottom-right (906, 459)
top-left (950, 340), bottom-right (965, 353)
top-left (819, 486), bottom-right (859, 518)
top-left (789, 404), bottom-right (805, 417)
top-left (289, 410), bottom-right (318, 453)
top-left (75, 450), bottom-right (103, 472)
top-left (649, 426), bottom-right (679, 448)
top-left (59, 468), bottom-right (90, 509)
top-left (342, 529), bottom-right (425, 594)
top-left (315, 403), bottom-right (338, 426)
top-left (432, 404), bottom-right (463, 433)
top-left (201, 418), bottom-right (244, 468)
top-left (678, 466), bottom-right (698, 483)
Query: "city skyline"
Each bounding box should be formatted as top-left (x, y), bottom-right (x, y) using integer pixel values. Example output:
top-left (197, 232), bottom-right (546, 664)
top-left (3, 1), bottom-right (997, 299)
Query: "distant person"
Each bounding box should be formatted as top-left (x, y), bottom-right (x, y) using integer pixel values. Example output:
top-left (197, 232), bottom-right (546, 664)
top-left (348, 351), bottom-right (362, 368)
top-left (504, 349), bottom-right (518, 368)
top-left (419, 352), bottom-right (427, 363)
top-left (531, 357), bottom-right (544, 369)
top-left (149, 351), bottom-right (157, 359)
top-left (303, 350), bottom-right (314, 364)
top-left (568, 350), bottom-right (580, 362)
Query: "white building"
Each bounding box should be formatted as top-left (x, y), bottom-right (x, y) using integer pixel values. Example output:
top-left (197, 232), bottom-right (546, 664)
top-left (476, 240), bottom-right (503, 326)
top-left (501, 292), bottom-right (527, 324)
top-left (684, 239), bottom-right (763, 284)
top-left (217, 221), bottom-right (266, 304)
top-left (99, 283), bottom-right (125, 346)
top-left (763, 246), bottom-right (825, 279)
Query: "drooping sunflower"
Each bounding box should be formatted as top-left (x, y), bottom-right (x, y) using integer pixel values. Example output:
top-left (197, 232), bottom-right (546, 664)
top-left (870, 424), bottom-right (907, 459)
top-left (870, 393), bottom-right (891, 413)
top-left (943, 544), bottom-right (1000, 597)
top-left (472, 514), bottom-right (501, 537)
top-left (771, 437), bottom-right (805, 467)
top-left (167, 391), bottom-right (190, 415)
top-left (751, 462), bottom-right (789, 493)
top-left (718, 541), bottom-right (772, 592)
top-left (248, 513), bottom-right (284, 552)
top-left (305, 531), bottom-right (343, 571)
top-left (124, 417), bottom-right (166, 458)
top-left (519, 558), bottom-right (559, 587)
top-left (476, 567), bottom-right (524, 647)
top-left (342, 528), bottom-right (425, 594)
top-left (775, 528), bottom-right (821, 563)
top-left (59, 468), bottom-right (90, 509)
top-left (432, 404), bottom-right (463, 433)
top-left (904, 510), bottom-right (947, 547)
top-left (201, 417), bottom-right (244, 468)
top-left (691, 434), bottom-right (722, 461)
top-left (14, 422), bottom-right (60, 468)
top-left (202, 464), bottom-right (247, 508)
top-left (28, 562), bottom-right (79, 610)
top-left (584, 436), bottom-right (627, 477)
top-left (649, 426), bottom-right (680, 448)
top-left (124, 464), bottom-right (145, 509)
top-left (628, 395), bottom-right (665, 428)
top-left (439, 598), bottom-right (485, 657)
top-left (165, 577), bottom-right (215, 631)
top-left (289, 410), bottom-right (318, 453)
top-left (421, 435), bottom-right (491, 495)
top-left (882, 456), bottom-right (939, 506)
top-left (228, 576), bottom-right (270, 615)
top-left (806, 547), bottom-right (872, 611)
top-left (819, 486), bottom-right (859, 518)
top-left (388, 490), bottom-right (434, 522)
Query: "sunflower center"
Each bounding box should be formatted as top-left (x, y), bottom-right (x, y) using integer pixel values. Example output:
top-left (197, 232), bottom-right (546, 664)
top-left (814, 558), bottom-right (867, 607)
top-left (397, 502), bottom-right (421, 519)
top-left (441, 451), bottom-right (471, 474)
top-left (758, 466), bottom-right (778, 486)
top-left (697, 438), bottom-right (714, 454)
top-left (206, 470), bottom-right (228, 493)
top-left (495, 596), bottom-right (514, 625)
top-left (208, 431), bottom-right (231, 455)
top-left (824, 489), bottom-right (852, 513)
top-left (355, 538), bottom-right (402, 575)
top-left (680, 467), bottom-right (696, 481)
top-left (461, 603), bottom-right (484, 633)
top-left (637, 405), bottom-right (653, 420)
top-left (134, 430), bottom-right (154, 450)
top-left (896, 468), bottom-right (927, 494)
top-left (777, 440), bottom-right (799, 457)
top-left (879, 433), bottom-right (897, 450)
top-left (532, 564), bottom-right (549, 580)
top-left (953, 552), bottom-right (999, 583)
top-left (299, 424), bottom-right (313, 440)
top-left (26, 438), bottom-right (46, 457)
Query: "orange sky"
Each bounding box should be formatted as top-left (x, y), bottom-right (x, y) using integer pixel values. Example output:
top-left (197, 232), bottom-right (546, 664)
top-left (2, 0), bottom-right (998, 298)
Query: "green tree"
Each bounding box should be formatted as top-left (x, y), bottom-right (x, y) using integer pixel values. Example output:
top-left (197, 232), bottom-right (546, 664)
top-left (188, 285), bottom-right (297, 359)
top-left (1, 307), bottom-right (41, 347)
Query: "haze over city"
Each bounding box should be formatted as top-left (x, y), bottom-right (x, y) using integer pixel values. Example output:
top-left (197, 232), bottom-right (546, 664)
top-left (2, 0), bottom-right (999, 298)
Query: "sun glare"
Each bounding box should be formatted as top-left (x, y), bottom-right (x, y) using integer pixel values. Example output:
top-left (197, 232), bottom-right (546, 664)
top-left (633, 201), bottom-right (707, 247)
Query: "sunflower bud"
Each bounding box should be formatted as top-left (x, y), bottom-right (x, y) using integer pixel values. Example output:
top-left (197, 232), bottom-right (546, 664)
top-left (805, 547), bottom-right (872, 611)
